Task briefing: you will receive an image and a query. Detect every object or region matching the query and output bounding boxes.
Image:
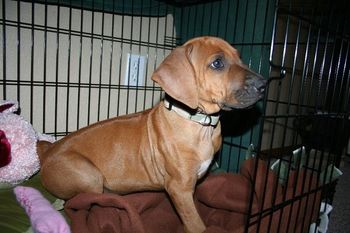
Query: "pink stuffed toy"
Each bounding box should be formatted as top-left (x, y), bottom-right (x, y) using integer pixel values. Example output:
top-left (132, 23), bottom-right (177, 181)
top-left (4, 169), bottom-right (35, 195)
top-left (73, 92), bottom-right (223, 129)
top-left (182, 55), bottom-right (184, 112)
top-left (0, 100), bottom-right (54, 186)
top-left (14, 186), bottom-right (71, 233)
top-left (0, 100), bottom-right (70, 232)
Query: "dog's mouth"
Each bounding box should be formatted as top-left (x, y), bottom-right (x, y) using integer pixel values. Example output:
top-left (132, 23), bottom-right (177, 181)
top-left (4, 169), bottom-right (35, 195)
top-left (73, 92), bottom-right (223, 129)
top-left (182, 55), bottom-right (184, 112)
top-left (235, 85), bottom-right (265, 108)
top-left (220, 80), bottom-right (266, 110)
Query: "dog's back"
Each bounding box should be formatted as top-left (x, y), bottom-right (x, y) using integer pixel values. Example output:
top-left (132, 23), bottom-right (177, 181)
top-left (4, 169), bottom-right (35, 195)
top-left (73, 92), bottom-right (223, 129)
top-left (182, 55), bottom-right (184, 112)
top-left (37, 106), bottom-right (162, 199)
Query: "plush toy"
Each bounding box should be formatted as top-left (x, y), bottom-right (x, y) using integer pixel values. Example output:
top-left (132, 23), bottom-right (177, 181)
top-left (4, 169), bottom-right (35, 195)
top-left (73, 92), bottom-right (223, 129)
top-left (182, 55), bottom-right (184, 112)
top-left (14, 186), bottom-right (71, 233)
top-left (0, 100), bottom-right (54, 187)
top-left (0, 100), bottom-right (70, 232)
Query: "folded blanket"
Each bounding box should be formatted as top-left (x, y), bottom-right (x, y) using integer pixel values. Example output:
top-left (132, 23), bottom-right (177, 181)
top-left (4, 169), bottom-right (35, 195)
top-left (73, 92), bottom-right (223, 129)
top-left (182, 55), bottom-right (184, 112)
top-left (65, 158), bottom-right (321, 233)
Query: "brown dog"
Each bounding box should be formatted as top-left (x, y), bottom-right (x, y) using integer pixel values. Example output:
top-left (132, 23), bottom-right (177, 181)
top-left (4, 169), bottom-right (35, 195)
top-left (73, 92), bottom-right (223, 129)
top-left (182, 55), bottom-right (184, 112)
top-left (38, 36), bottom-right (266, 233)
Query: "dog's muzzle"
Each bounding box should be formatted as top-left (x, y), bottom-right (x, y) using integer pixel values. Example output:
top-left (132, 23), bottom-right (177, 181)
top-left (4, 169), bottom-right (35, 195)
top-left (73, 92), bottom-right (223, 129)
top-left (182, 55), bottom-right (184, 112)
top-left (234, 74), bottom-right (266, 108)
top-left (219, 71), bottom-right (266, 110)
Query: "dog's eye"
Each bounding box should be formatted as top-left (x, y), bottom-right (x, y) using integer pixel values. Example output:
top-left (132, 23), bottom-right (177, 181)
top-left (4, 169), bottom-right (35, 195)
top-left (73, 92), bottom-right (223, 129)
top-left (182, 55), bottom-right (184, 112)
top-left (210, 58), bottom-right (224, 70)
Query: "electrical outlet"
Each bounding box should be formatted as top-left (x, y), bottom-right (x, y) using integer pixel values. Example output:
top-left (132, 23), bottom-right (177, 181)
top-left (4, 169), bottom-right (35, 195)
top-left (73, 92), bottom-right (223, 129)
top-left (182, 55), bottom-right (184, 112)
top-left (125, 53), bottom-right (146, 86)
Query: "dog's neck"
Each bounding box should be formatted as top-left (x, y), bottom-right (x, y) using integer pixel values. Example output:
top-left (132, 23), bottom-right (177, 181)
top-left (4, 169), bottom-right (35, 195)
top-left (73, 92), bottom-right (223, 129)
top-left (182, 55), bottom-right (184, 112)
top-left (163, 97), bottom-right (220, 127)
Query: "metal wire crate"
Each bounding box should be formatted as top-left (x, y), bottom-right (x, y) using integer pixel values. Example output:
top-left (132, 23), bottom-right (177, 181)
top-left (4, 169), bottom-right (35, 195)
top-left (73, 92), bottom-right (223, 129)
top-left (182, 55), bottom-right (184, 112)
top-left (1, 0), bottom-right (349, 232)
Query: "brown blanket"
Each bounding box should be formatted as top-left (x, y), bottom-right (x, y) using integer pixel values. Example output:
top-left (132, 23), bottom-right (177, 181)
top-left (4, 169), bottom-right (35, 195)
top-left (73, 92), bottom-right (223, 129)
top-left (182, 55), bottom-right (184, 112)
top-left (65, 159), bottom-right (321, 233)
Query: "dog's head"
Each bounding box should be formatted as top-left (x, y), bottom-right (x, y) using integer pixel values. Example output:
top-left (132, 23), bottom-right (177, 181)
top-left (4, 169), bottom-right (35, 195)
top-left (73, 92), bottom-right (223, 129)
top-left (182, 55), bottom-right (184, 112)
top-left (152, 36), bottom-right (266, 114)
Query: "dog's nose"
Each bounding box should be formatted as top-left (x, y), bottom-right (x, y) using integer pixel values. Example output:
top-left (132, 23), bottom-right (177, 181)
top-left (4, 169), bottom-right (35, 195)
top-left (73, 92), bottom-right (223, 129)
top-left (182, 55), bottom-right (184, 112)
top-left (246, 74), bottom-right (266, 93)
top-left (255, 77), bottom-right (266, 93)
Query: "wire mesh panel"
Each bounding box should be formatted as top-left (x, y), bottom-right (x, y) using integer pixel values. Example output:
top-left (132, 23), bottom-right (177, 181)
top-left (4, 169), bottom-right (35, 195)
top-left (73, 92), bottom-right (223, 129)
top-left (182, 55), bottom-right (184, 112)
top-left (0, 0), bottom-right (275, 167)
top-left (0, 0), bottom-right (177, 138)
top-left (247, 0), bottom-right (350, 232)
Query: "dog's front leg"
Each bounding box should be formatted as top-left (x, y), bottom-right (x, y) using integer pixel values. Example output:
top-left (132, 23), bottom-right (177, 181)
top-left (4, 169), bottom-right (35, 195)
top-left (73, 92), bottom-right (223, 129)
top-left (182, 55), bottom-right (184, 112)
top-left (165, 178), bottom-right (206, 233)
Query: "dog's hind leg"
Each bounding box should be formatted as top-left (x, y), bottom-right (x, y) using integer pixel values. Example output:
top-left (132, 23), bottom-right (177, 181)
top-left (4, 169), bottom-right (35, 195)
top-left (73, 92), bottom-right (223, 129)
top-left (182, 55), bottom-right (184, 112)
top-left (40, 152), bottom-right (104, 200)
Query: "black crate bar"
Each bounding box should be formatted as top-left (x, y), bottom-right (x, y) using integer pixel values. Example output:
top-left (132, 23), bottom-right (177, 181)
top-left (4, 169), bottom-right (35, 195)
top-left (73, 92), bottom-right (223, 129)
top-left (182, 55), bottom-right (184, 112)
top-left (1, 0), bottom-right (6, 99)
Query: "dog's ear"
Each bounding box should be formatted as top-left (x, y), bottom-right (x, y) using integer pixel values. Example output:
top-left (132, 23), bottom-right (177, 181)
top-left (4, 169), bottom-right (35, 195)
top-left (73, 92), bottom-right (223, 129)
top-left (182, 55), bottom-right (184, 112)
top-left (152, 45), bottom-right (198, 109)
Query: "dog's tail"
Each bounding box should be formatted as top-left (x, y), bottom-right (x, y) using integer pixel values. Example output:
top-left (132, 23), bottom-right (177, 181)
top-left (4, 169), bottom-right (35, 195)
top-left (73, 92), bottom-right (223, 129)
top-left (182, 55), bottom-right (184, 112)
top-left (37, 141), bottom-right (53, 165)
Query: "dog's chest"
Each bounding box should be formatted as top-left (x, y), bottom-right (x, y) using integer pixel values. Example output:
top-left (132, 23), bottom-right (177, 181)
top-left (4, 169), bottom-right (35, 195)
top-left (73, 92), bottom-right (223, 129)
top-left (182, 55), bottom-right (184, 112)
top-left (195, 127), bottom-right (220, 178)
top-left (197, 159), bottom-right (212, 178)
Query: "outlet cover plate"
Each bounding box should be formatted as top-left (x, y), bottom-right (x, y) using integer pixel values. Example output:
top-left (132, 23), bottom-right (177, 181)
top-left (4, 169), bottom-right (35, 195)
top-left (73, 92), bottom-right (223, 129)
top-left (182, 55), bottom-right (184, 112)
top-left (125, 53), bottom-right (146, 86)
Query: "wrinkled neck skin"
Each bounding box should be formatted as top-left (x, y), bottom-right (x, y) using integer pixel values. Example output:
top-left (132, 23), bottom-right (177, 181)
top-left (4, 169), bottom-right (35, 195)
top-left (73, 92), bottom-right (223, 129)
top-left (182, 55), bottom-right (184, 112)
top-left (153, 102), bottom-right (222, 162)
top-left (146, 104), bottom-right (222, 190)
